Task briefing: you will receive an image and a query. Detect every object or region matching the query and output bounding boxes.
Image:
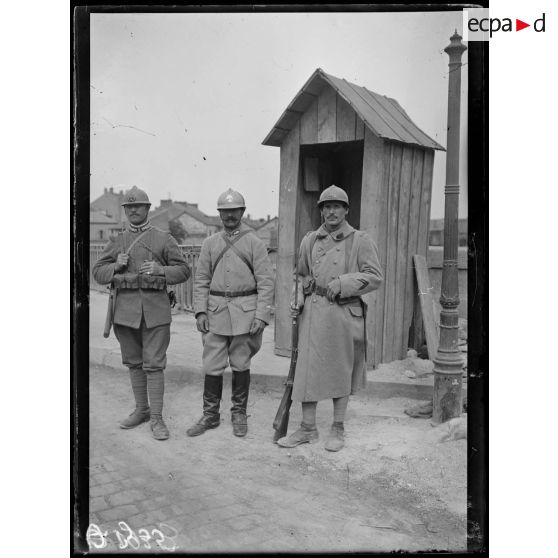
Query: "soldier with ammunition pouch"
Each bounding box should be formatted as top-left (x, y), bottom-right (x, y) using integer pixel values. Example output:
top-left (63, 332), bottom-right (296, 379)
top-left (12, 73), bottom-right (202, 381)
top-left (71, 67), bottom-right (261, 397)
top-left (93, 186), bottom-right (190, 440)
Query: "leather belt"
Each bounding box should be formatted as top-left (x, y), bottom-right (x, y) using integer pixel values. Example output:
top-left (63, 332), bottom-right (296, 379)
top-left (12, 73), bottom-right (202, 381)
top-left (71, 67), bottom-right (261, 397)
top-left (209, 289), bottom-right (257, 298)
top-left (309, 283), bottom-right (361, 305)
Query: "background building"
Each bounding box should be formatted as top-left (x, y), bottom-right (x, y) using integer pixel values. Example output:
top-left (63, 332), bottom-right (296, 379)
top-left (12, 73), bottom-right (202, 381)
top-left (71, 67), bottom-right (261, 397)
top-left (89, 209), bottom-right (120, 243)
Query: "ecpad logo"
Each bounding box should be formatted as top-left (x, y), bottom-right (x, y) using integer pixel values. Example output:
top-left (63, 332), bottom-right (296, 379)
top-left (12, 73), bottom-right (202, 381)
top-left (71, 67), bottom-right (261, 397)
top-left (463, 9), bottom-right (546, 40)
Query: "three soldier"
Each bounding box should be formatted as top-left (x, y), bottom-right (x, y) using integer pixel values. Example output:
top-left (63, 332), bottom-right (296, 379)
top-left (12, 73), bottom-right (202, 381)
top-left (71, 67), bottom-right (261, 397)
top-left (95, 184), bottom-right (377, 452)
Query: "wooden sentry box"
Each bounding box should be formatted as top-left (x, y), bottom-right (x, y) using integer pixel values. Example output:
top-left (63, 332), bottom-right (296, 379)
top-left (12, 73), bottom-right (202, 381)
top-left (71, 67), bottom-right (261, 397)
top-left (263, 68), bottom-right (445, 366)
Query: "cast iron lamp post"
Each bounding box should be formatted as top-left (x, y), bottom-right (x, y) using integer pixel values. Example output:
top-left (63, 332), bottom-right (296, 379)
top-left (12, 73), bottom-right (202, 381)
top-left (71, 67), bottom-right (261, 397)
top-left (432, 31), bottom-right (467, 424)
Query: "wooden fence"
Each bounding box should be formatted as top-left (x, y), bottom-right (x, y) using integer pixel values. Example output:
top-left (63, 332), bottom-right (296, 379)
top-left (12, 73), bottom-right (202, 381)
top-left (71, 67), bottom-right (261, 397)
top-left (89, 243), bottom-right (201, 313)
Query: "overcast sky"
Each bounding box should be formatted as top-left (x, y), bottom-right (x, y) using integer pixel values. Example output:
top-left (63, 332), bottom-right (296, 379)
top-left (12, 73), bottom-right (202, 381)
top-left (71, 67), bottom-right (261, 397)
top-left (90, 11), bottom-right (468, 219)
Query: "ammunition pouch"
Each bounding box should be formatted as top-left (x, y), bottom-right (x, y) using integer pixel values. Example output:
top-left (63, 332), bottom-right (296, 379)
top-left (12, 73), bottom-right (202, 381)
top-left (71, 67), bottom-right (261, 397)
top-left (112, 273), bottom-right (167, 290)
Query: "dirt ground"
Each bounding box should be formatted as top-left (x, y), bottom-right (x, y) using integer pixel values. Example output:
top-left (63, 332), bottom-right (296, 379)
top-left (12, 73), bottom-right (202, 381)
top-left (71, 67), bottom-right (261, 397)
top-left (88, 359), bottom-right (467, 553)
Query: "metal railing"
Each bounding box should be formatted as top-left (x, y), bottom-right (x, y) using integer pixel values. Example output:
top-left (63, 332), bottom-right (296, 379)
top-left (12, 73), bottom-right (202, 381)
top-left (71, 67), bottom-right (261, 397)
top-left (89, 243), bottom-right (201, 312)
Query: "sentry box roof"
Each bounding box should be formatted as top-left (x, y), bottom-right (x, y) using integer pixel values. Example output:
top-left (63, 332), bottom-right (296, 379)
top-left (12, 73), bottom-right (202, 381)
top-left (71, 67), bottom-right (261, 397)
top-left (262, 68), bottom-right (444, 151)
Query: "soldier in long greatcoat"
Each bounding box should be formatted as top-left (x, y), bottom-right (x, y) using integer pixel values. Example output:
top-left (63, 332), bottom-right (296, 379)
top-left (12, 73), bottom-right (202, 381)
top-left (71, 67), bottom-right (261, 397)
top-left (187, 189), bottom-right (275, 438)
top-left (93, 186), bottom-right (190, 440)
top-left (277, 185), bottom-right (383, 452)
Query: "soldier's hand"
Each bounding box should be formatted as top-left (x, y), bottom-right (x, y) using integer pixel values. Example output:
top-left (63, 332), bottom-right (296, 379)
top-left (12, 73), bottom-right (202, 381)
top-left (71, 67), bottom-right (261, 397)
top-left (196, 313), bottom-right (209, 333)
top-left (249, 318), bottom-right (266, 336)
top-left (326, 279), bottom-right (341, 302)
top-left (114, 253), bottom-right (129, 272)
top-left (139, 261), bottom-right (164, 276)
top-left (290, 302), bottom-right (302, 317)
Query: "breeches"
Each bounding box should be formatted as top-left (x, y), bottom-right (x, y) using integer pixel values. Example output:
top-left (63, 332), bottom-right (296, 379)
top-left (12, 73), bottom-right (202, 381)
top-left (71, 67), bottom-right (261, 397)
top-left (201, 331), bottom-right (263, 376)
top-left (114, 320), bottom-right (170, 372)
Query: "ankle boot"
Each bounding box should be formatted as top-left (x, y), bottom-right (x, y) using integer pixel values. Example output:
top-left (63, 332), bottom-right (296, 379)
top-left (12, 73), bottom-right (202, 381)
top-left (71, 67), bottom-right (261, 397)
top-left (231, 370), bottom-right (250, 437)
top-left (277, 422), bottom-right (319, 447)
top-left (186, 375), bottom-right (223, 437)
top-left (120, 408), bottom-right (150, 429)
top-left (324, 422), bottom-right (345, 452)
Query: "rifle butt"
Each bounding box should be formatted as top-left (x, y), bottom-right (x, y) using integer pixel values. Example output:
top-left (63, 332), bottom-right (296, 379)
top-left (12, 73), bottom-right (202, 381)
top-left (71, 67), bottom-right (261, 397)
top-left (272, 390), bottom-right (293, 442)
top-left (103, 292), bottom-right (114, 338)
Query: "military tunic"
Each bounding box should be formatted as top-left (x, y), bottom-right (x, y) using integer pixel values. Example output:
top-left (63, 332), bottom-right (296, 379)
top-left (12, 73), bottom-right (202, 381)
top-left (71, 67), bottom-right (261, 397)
top-left (194, 224), bottom-right (275, 375)
top-left (92, 225), bottom-right (190, 371)
top-left (292, 222), bottom-right (383, 402)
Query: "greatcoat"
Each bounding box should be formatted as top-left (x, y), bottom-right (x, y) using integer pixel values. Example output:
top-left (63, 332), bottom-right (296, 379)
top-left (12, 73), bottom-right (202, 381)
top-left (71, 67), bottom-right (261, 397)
top-left (292, 221), bottom-right (383, 402)
top-left (92, 226), bottom-right (190, 329)
top-left (194, 224), bottom-right (275, 336)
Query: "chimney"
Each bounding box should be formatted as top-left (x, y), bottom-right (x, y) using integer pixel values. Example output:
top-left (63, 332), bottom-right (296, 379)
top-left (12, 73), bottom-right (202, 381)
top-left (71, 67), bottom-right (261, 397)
top-left (119, 190), bottom-right (123, 195)
top-left (267, 215), bottom-right (270, 222)
top-left (109, 187), bottom-right (114, 194)
top-left (104, 187), bottom-right (108, 194)
top-left (160, 199), bottom-right (172, 208)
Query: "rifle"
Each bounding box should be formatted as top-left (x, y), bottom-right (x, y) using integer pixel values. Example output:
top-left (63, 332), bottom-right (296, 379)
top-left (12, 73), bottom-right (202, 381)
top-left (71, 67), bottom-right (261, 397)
top-left (103, 286), bottom-right (116, 338)
top-left (103, 223), bottom-right (127, 339)
top-left (272, 250), bottom-right (300, 443)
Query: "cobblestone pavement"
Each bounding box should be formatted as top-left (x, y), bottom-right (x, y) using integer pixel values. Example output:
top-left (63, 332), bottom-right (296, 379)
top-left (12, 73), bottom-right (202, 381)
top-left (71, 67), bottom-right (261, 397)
top-left (86, 363), bottom-right (466, 554)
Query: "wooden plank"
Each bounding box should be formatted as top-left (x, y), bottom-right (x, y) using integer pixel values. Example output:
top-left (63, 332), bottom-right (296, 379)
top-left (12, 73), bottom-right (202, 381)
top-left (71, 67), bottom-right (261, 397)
top-left (405, 148), bottom-right (425, 351)
top-left (336, 94), bottom-right (356, 142)
top-left (393, 145), bottom-right (413, 360)
top-left (317, 86), bottom-right (336, 143)
top-left (355, 117), bottom-right (365, 140)
top-left (409, 279), bottom-right (425, 351)
top-left (360, 129), bottom-right (387, 367)
top-left (275, 122), bottom-right (301, 356)
top-left (381, 142), bottom-right (402, 363)
top-left (417, 150), bottom-right (434, 258)
top-left (413, 254), bottom-right (439, 360)
top-left (297, 157), bottom-right (320, 245)
top-left (300, 97), bottom-right (318, 145)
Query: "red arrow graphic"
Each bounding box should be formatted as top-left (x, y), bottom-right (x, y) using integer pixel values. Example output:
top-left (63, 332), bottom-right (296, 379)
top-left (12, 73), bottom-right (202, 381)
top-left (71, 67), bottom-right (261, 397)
top-left (516, 19), bottom-right (530, 31)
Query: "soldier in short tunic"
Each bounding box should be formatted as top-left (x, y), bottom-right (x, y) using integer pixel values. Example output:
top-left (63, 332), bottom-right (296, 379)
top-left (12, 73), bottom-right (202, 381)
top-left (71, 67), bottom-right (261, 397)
top-left (187, 188), bottom-right (275, 438)
top-left (277, 185), bottom-right (383, 452)
top-left (92, 186), bottom-right (190, 440)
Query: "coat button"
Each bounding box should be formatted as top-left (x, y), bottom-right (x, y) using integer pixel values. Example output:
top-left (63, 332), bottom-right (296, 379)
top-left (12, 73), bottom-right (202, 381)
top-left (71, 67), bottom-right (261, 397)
top-left (333, 261), bottom-right (337, 264)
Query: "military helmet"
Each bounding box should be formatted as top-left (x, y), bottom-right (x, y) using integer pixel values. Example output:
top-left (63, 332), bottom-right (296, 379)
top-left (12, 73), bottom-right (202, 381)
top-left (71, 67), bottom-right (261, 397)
top-left (217, 188), bottom-right (246, 210)
top-left (121, 186), bottom-right (151, 206)
top-left (318, 185), bottom-right (349, 207)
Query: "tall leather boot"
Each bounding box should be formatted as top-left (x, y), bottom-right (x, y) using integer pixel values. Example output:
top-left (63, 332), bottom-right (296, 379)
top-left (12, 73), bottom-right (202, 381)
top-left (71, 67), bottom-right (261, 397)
top-left (231, 370), bottom-right (250, 437)
top-left (186, 375), bottom-right (223, 437)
